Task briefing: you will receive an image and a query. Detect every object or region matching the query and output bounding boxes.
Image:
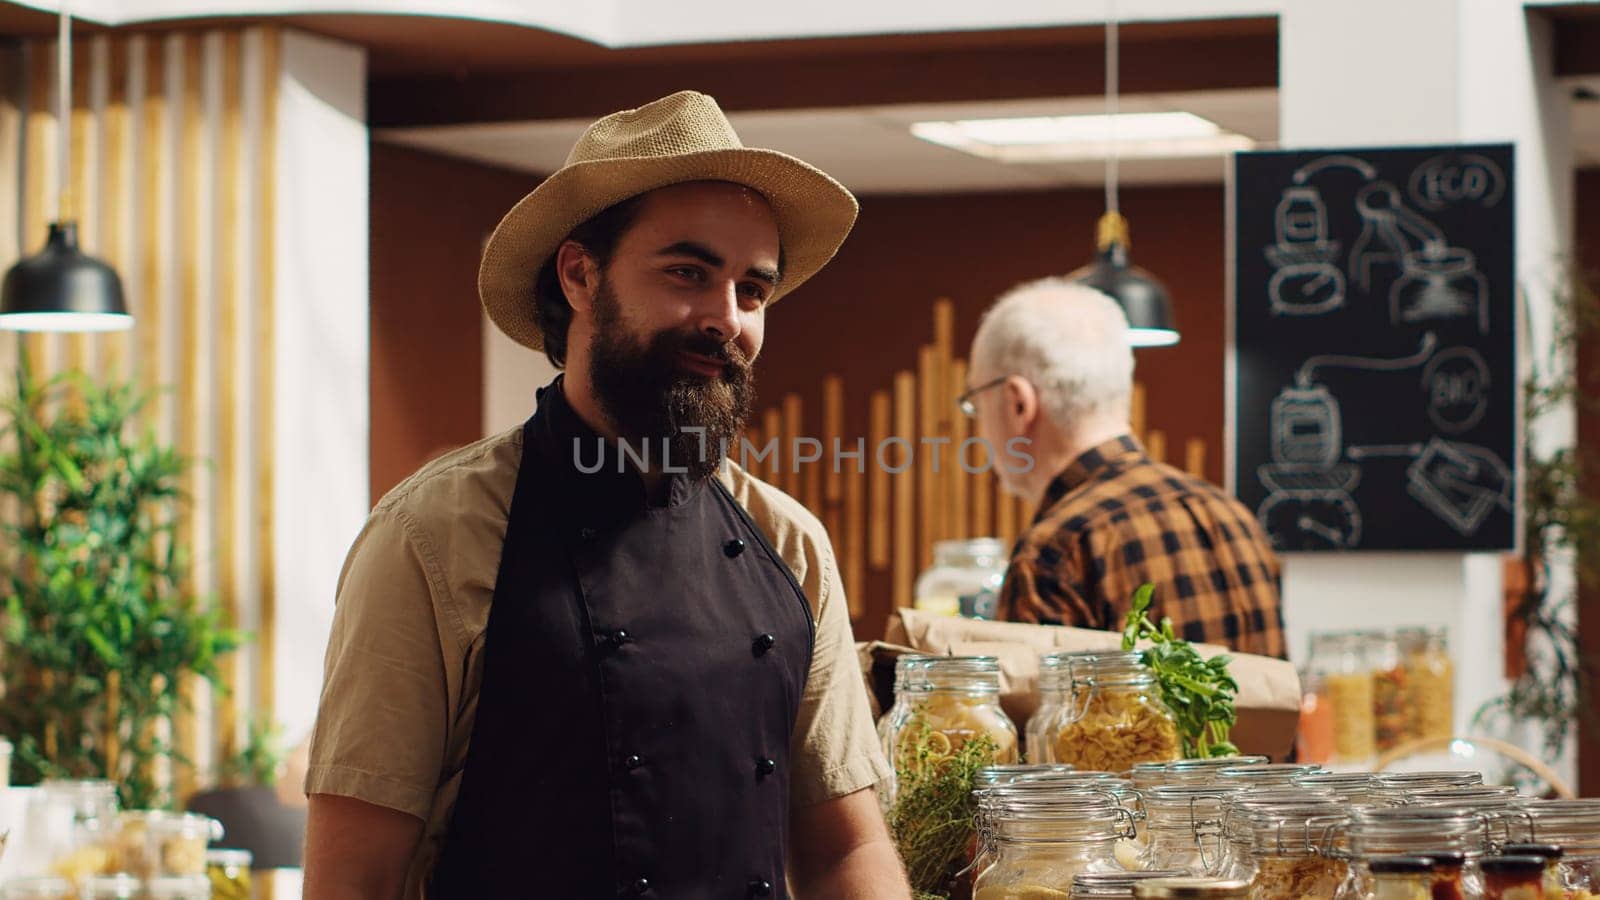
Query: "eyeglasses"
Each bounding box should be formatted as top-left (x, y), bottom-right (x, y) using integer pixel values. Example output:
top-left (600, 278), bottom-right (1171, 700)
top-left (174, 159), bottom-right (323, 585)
top-left (957, 376), bottom-right (1010, 418)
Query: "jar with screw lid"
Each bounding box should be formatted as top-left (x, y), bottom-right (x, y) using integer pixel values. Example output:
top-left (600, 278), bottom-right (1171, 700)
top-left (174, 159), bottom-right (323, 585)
top-left (1480, 856), bottom-right (1547, 900)
top-left (1070, 870), bottom-right (1190, 898)
top-left (1133, 878), bottom-right (1251, 900)
top-left (1364, 856), bottom-right (1435, 900)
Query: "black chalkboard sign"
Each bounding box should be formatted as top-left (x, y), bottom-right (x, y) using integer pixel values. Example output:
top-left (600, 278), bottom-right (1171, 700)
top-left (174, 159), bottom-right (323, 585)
top-left (1230, 144), bottom-right (1516, 552)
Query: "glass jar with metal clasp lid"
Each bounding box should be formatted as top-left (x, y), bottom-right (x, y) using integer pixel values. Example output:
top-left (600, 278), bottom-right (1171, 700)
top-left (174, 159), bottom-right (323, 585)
top-left (973, 791), bottom-right (1138, 900)
top-left (876, 653), bottom-right (930, 809)
top-left (1070, 870), bottom-right (1191, 898)
top-left (883, 656), bottom-right (1019, 808)
top-left (1478, 855), bottom-right (1548, 900)
top-left (1214, 763), bottom-right (1324, 790)
top-left (1049, 651), bottom-right (1181, 772)
top-left (1216, 789), bottom-right (1339, 882)
top-left (975, 764), bottom-right (1079, 792)
top-left (1335, 806), bottom-right (1497, 900)
top-left (1030, 654), bottom-right (1071, 763)
top-left (972, 776), bottom-right (1134, 881)
top-left (1130, 757), bottom-right (1271, 793)
top-left (1508, 799), bottom-right (1600, 896)
top-left (1402, 785), bottom-right (1522, 822)
top-left (1242, 800), bottom-right (1350, 899)
top-left (1137, 786), bottom-right (1244, 876)
top-left (1369, 771), bottom-right (1485, 807)
top-left (1293, 772), bottom-right (1377, 806)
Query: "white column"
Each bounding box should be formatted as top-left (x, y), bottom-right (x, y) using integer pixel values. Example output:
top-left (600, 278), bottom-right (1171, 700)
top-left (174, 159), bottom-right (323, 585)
top-left (1276, 0), bottom-right (1574, 779)
top-left (272, 29), bottom-right (368, 747)
top-left (483, 308), bottom-right (558, 436)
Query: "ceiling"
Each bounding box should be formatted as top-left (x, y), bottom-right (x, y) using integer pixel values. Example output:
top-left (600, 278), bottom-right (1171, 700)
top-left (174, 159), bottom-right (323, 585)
top-left (380, 89), bottom-right (1281, 194)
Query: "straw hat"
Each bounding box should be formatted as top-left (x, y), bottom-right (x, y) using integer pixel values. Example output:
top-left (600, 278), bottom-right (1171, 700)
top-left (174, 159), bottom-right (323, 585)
top-left (479, 90), bottom-right (860, 351)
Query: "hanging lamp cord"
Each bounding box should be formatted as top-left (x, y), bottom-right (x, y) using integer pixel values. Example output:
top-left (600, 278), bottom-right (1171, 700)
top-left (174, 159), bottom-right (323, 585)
top-left (56, 0), bottom-right (72, 222)
top-left (1097, 0), bottom-right (1130, 251)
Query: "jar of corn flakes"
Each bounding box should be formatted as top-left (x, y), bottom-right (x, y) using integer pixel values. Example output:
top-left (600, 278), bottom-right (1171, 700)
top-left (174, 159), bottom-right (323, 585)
top-left (1049, 651), bottom-right (1180, 773)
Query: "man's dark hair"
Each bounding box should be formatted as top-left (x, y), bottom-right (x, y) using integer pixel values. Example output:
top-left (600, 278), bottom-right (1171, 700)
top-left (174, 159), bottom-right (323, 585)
top-left (532, 196), bottom-right (645, 368)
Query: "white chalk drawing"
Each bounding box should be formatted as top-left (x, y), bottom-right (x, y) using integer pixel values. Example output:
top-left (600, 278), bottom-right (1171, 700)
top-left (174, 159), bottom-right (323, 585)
top-left (1256, 334), bottom-right (1441, 550)
top-left (1421, 346), bottom-right (1491, 433)
top-left (1346, 443), bottom-right (1424, 460)
top-left (1408, 153), bottom-right (1506, 211)
top-left (1391, 247), bottom-right (1490, 333)
top-left (1292, 155), bottom-right (1378, 184)
top-left (1264, 186), bottom-right (1346, 316)
top-left (1404, 438), bottom-right (1512, 536)
top-left (1348, 181), bottom-right (1448, 294)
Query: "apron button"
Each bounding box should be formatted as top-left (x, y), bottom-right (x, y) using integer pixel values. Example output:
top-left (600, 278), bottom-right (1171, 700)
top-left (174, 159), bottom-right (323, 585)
top-left (755, 757), bottom-right (776, 777)
top-left (723, 538), bottom-right (746, 557)
top-left (752, 633), bottom-right (776, 655)
top-left (624, 754), bottom-right (644, 770)
top-left (748, 879), bottom-right (773, 896)
top-left (629, 877), bottom-right (651, 895)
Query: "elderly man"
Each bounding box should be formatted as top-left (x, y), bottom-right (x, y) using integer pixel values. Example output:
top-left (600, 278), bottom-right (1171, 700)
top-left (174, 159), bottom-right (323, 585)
top-left (962, 278), bottom-right (1286, 658)
top-left (303, 92), bottom-right (908, 899)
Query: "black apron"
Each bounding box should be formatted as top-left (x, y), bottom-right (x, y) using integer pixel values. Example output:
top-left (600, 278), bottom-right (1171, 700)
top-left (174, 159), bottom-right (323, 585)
top-left (430, 380), bottom-right (815, 898)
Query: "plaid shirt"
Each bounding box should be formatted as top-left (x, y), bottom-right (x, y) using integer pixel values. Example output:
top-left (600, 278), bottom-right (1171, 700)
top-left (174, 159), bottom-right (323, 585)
top-left (1000, 435), bottom-right (1287, 658)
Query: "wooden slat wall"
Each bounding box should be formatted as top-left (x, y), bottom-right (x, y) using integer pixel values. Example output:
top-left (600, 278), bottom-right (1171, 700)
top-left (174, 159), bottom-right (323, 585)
top-left (747, 299), bottom-right (1211, 625)
top-left (7, 27), bottom-right (282, 804)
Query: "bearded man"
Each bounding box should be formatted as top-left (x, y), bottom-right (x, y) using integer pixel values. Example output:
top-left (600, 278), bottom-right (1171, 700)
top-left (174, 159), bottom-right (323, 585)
top-left (302, 92), bottom-right (908, 899)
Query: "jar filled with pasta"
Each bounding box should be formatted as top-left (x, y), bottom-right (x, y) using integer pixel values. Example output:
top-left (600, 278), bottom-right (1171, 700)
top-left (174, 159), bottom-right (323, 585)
top-left (1369, 631), bottom-right (1408, 753)
top-left (1364, 856), bottom-right (1436, 900)
top-left (1398, 627), bottom-right (1454, 742)
top-left (206, 848), bottom-right (254, 900)
top-left (1030, 654), bottom-right (1070, 763)
top-left (973, 792), bottom-right (1136, 899)
top-left (1341, 806), bottom-right (1493, 900)
top-left (1050, 651), bottom-right (1180, 772)
top-left (1241, 800), bottom-right (1348, 899)
top-left (1512, 799), bottom-right (1600, 894)
top-left (886, 657), bottom-right (1017, 784)
top-left (107, 811), bottom-right (223, 878)
top-left (1319, 632), bottom-right (1376, 764)
top-left (1138, 786), bottom-right (1240, 876)
top-left (37, 778), bottom-right (119, 881)
top-left (877, 654), bottom-right (931, 809)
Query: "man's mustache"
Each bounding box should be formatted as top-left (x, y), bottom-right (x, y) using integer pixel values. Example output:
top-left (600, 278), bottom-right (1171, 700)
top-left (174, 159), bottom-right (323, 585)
top-left (667, 332), bottom-right (752, 373)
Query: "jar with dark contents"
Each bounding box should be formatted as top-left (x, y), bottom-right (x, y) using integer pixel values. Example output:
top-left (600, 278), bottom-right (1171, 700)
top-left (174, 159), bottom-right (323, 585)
top-left (1368, 857), bottom-right (1436, 900)
top-left (1499, 845), bottom-right (1562, 900)
top-left (1480, 856), bottom-right (1547, 900)
top-left (1416, 850), bottom-right (1469, 900)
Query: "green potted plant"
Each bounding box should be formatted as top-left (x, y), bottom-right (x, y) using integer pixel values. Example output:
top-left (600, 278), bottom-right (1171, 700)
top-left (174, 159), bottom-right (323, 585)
top-left (0, 357), bottom-right (242, 810)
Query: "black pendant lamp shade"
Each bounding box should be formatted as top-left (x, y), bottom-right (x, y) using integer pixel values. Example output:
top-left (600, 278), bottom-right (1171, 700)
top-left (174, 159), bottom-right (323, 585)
top-left (0, 221), bottom-right (132, 332)
top-left (1068, 211), bottom-right (1179, 347)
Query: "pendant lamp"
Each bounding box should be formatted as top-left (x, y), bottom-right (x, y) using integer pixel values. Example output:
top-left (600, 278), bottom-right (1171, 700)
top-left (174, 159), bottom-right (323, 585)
top-left (0, 2), bottom-right (132, 333)
top-left (1066, 2), bottom-right (1179, 348)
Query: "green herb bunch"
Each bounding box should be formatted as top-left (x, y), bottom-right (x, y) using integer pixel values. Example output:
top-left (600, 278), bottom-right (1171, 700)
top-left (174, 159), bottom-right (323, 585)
top-left (1121, 583), bottom-right (1241, 758)
top-left (887, 717), bottom-right (997, 898)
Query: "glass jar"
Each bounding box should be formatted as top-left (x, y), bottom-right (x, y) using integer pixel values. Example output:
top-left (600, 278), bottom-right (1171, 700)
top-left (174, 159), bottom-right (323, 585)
top-left (973, 794), bottom-right (1135, 900)
top-left (108, 811), bottom-right (223, 877)
top-left (915, 538), bottom-right (1007, 619)
top-left (1139, 787), bottom-right (1241, 876)
top-left (877, 654), bottom-right (930, 809)
top-left (1298, 633), bottom-right (1338, 766)
top-left (145, 876), bottom-right (213, 900)
top-left (1512, 799), bottom-right (1600, 893)
top-left (1341, 807), bottom-right (1493, 900)
top-left (1133, 878), bottom-right (1252, 899)
top-left (207, 848), bottom-right (254, 900)
top-left (1071, 871), bottom-right (1191, 898)
top-left (1398, 626), bottom-right (1454, 742)
top-left (1365, 856), bottom-right (1435, 900)
top-left (1219, 794), bottom-right (1337, 882)
top-left (1369, 631), bottom-right (1408, 753)
top-left (1499, 844), bottom-right (1563, 900)
top-left (0, 878), bottom-right (75, 900)
top-left (1318, 633), bottom-right (1376, 764)
top-left (976, 764), bottom-right (1077, 791)
top-left (37, 779), bottom-right (119, 880)
top-left (1133, 758), bottom-right (1271, 793)
top-left (1369, 771), bottom-right (1484, 807)
top-left (1420, 851), bottom-right (1471, 900)
top-left (1292, 773), bottom-right (1376, 806)
top-left (883, 656), bottom-right (1017, 807)
top-left (1214, 764), bottom-right (1322, 790)
top-left (1245, 802), bottom-right (1348, 899)
top-left (1481, 856), bottom-right (1547, 900)
top-left (80, 874), bottom-right (139, 900)
top-left (1050, 651), bottom-right (1180, 772)
top-left (1031, 654), bottom-right (1069, 763)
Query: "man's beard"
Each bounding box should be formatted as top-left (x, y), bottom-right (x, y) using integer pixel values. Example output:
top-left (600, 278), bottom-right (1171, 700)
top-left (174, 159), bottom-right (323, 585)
top-left (588, 278), bottom-right (755, 482)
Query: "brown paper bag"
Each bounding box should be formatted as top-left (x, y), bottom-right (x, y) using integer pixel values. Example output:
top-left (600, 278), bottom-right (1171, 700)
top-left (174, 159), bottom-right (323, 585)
top-left (865, 608), bottom-right (1302, 762)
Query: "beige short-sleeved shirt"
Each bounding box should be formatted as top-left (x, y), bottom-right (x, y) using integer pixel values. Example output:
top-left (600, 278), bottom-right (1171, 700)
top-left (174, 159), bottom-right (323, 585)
top-left (306, 425), bottom-right (890, 896)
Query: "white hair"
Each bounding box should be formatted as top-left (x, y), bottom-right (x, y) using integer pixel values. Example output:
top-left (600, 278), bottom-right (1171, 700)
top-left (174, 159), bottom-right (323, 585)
top-left (972, 277), bottom-right (1135, 429)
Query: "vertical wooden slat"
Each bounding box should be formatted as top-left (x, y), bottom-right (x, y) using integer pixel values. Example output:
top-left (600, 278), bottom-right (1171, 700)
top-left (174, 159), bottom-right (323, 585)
top-left (868, 390), bottom-right (890, 569)
top-left (23, 44), bottom-right (52, 373)
top-left (1131, 382), bottom-right (1147, 443)
top-left (803, 388), bottom-right (822, 514)
top-left (932, 300), bottom-right (955, 550)
top-left (782, 394), bottom-right (802, 499)
top-left (995, 476), bottom-right (1014, 548)
top-left (971, 434), bottom-right (992, 538)
top-left (174, 33), bottom-right (203, 803)
top-left (893, 372), bottom-right (916, 609)
top-left (844, 437), bottom-right (865, 621)
top-left (1185, 438), bottom-right (1206, 480)
top-left (255, 24), bottom-right (281, 737)
top-left (1147, 429), bottom-right (1167, 465)
top-left (0, 46), bottom-right (20, 397)
top-left (139, 37), bottom-right (164, 396)
top-left (67, 38), bottom-right (93, 376)
top-left (950, 358), bottom-right (969, 541)
top-left (215, 30), bottom-right (243, 769)
top-left (822, 376), bottom-right (843, 511)
top-left (100, 37), bottom-right (131, 377)
top-left (916, 345), bottom-right (938, 572)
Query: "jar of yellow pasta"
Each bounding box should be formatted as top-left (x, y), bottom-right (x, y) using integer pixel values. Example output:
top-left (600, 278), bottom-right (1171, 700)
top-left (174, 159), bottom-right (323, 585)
top-left (1315, 632), bottom-right (1376, 764)
top-left (884, 656), bottom-right (1020, 807)
top-left (1397, 626), bottom-right (1453, 742)
top-left (1049, 651), bottom-right (1180, 773)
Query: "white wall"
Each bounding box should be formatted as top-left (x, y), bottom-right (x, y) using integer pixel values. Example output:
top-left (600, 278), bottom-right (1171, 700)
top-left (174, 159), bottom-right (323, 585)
top-left (482, 307), bottom-right (558, 436)
top-left (272, 29), bottom-right (368, 748)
